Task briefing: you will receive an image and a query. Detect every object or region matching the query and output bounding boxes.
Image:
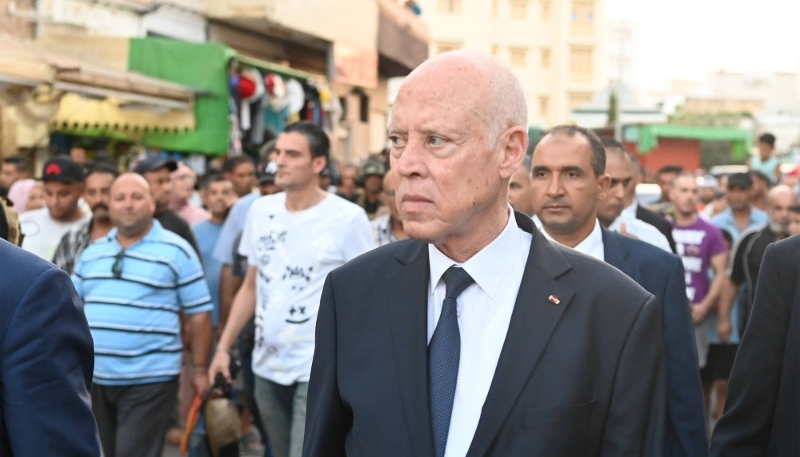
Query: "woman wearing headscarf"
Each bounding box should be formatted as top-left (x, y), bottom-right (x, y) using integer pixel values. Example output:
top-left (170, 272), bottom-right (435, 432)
top-left (7, 179), bottom-right (39, 214)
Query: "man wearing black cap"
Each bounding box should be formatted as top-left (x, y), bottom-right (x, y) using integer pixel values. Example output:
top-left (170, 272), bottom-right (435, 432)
top-left (257, 159), bottom-right (281, 196)
top-left (357, 159), bottom-right (386, 220)
top-left (712, 172), bottom-right (768, 243)
top-left (19, 156), bottom-right (91, 260)
top-left (133, 156), bottom-right (200, 255)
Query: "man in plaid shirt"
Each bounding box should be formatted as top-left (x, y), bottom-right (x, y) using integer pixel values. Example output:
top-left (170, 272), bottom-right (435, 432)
top-left (53, 164), bottom-right (118, 274)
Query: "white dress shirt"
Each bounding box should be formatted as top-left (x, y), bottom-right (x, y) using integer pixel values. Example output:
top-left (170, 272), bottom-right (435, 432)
top-left (609, 215), bottom-right (672, 252)
top-left (539, 219), bottom-right (605, 261)
top-left (427, 208), bottom-right (531, 457)
top-left (621, 199), bottom-right (639, 219)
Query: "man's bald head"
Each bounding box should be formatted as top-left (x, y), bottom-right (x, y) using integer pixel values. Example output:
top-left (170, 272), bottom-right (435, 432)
top-left (396, 51), bottom-right (527, 145)
top-left (111, 172), bottom-right (151, 194)
top-left (109, 173), bottom-right (156, 238)
top-left (766, 184), bottom-right (797, 235)
top-left (767, 184), bottom-right (795, 204)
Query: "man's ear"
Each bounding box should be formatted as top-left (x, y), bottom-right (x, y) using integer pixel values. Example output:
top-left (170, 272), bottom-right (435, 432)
top-left (597, 173), bottom-right (611, 195)
top-left (499, 126), bottom-right (528, 180)
top-left (312, 155), bottom-right (328, 175)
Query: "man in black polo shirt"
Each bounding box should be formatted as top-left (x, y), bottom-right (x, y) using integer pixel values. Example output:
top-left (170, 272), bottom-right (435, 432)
top-left (718, 184), bottom-right (797, 343)
top-left (133, 157), bottom-right (200, 255)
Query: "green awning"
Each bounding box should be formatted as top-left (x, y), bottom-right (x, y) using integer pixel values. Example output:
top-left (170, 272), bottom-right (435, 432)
top-left (625, 124), bottom-right (753, 159)
top-left (236, 54), bottom-right (321, 82)
top-left (128, 38), bottom-right (235, 156)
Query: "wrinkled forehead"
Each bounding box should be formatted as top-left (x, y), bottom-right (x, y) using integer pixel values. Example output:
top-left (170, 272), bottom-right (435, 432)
top-left (391, 64), bottom-right (490, 128)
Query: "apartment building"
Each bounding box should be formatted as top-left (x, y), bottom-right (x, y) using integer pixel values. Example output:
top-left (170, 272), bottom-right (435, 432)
top-left (417, 0), bottom-right (608, 127)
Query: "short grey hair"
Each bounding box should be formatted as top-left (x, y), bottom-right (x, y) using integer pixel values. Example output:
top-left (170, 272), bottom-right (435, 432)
top-left (482, 55), bottom-right (528, 144)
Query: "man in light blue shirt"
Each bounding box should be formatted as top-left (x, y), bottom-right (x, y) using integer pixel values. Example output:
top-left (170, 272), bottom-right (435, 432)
top-left (72, 173), bottom-right (213, 457)
top-left (706, 171), bottom-right (767, 421)
top-left (193, 174), bottom-right (237, 327)
top-left (712, 173), bottom-right (768, 243)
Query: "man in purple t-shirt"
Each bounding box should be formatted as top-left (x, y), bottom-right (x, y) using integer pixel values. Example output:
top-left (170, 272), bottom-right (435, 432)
top-left (670, 174), bottom-right (729, 413)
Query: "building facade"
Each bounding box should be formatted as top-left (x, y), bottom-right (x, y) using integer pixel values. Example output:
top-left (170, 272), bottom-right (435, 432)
top-left (416, 0), bottom-right (608, 127)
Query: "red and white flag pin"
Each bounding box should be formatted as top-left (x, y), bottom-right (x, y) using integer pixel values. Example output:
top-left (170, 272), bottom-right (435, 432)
top-left (548, 295), bottom-right (561, 305)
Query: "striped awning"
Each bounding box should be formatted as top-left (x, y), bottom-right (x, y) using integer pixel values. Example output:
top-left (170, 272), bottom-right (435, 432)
top-left (0, 37), bottom-right (196, 133)
top-left (52, 93), bottom-right (195, 133)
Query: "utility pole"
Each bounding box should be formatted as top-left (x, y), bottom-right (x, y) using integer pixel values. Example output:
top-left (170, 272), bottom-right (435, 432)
top-left (614, 20), bottom-right (627, 141)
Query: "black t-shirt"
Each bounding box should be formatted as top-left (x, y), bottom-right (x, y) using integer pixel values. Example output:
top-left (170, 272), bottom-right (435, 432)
top-left (155, 209), bottom-right (201, 257)
top-left (363, 198), bottom-right (381, 217)
top-left (231, 231), bottom-right (248, 278)
top-left (729, 225), bottom-right (776, 321)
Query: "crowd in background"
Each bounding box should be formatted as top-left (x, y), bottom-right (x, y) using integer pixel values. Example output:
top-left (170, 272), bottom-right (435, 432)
top-left (1, 119), bottom-right (799, 457)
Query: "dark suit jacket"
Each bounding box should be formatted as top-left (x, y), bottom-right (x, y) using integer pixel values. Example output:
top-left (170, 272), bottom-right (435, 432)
top-left (602, 229), bottom-right (707, 457)
top-left (710, 235), bottom-right (800, 456)
top-left (637, 204), bottom-right (677, 254)
top-left (0, 238), bottom-right (101, 456)
top-left (304, 212), bottom-right (666, 456)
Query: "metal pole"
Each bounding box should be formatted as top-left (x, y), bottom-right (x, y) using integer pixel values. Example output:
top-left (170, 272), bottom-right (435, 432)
top-left (614, 21), bottom-right (625, 141)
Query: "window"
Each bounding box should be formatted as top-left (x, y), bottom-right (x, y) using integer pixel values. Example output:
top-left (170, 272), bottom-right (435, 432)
top-left (571, 0), bottom-right (595, 36)
top-left (438, 0), bottom-right (463, 13)
top-left (568, 92), bottom-right (593, 111)
top-left (540, 48), bottom-right (551, 68)
top-left (538, 96), bottom-right (549, 116)
top-left (491, 44), bottom-right (500, 57)
top-left (509, 47), bottom-right (528, 68)
top-left (541, 1), bottom-right (551, 21)
top-left (510, 0), bottom-right (528, 19)
top-left (569, 46), bottom-right (593, 82)
top-left (436, 41), bottom-right (462, 54)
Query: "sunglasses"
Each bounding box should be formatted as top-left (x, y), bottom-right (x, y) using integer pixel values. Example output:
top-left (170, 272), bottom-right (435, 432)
top-left (112, 249), bottom-right (125, 279)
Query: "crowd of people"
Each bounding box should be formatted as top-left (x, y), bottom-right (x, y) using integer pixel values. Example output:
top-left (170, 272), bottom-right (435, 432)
top-left (1, 50), bottom-right (799, 457)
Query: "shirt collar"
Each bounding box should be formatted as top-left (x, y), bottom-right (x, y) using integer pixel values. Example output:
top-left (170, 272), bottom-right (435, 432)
top-left (428, 207), bottom-right (521, 299)
top-left (106, 218), bottom-right (162, 247)
top-left (622, 199), bottom-right (638, 219)
top-left (540, 219), bottom-right (605, 261)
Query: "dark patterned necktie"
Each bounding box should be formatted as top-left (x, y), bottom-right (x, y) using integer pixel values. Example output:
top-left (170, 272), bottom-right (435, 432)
top-left (429, 266), bottom-right (475, 457)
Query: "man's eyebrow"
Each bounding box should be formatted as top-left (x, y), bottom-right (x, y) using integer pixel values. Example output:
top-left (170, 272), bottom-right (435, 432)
top-left (532, 165), bottom-right (583, 173)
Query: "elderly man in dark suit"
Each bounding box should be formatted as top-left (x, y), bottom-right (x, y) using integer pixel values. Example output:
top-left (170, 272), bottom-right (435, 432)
top-left (303, 51), bottom-right (666, 457)
top-left (710, 234), bottom-right (800, 456)
top-left (0, 237), bottom-right (101, 456)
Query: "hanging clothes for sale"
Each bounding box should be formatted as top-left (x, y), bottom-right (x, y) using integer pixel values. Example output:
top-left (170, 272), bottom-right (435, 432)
top-left (300, 80), bottom-right (322, 126)
top-left (238, 67), bottom-right (265, 147)
top-left (263, 73), bottom-right (291, 136)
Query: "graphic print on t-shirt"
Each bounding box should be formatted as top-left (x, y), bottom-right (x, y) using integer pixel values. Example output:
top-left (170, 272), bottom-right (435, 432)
top-left (672, 219), bottom-right (726, 305)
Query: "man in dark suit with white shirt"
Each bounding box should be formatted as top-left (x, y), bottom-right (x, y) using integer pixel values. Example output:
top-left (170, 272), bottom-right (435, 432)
top-left (531, 127), bottom-right (707, 456)
top-left (303, 51), bottom-right (666, 456)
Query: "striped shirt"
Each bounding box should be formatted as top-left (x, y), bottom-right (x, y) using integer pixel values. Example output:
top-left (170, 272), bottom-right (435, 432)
top-left (72, 219), bottom-right (212, 386)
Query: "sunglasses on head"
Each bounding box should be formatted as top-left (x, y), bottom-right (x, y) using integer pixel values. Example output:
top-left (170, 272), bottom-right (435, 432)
top-left (112, 249), bottom-right (125, 279)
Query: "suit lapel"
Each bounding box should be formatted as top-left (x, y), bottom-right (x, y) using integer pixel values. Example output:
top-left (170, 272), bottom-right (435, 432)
top-left (466, 225), bottom-right (575, 457)
top-left (387, 241), bottom-right (435, 457)
top-left (602, 228), bottom-right (633, 276)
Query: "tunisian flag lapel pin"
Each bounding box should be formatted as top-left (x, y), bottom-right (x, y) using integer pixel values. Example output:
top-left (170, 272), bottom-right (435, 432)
top-left (548, 295), bottom-right (561, 305)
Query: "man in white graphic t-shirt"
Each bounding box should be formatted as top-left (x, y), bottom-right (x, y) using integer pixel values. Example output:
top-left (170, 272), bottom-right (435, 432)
top-left (209, 121), bottom-right (375, 457)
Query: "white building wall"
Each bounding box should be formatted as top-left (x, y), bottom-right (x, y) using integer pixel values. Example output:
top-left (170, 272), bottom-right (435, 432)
top-left (37, 0), bottom-right (206, 42)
